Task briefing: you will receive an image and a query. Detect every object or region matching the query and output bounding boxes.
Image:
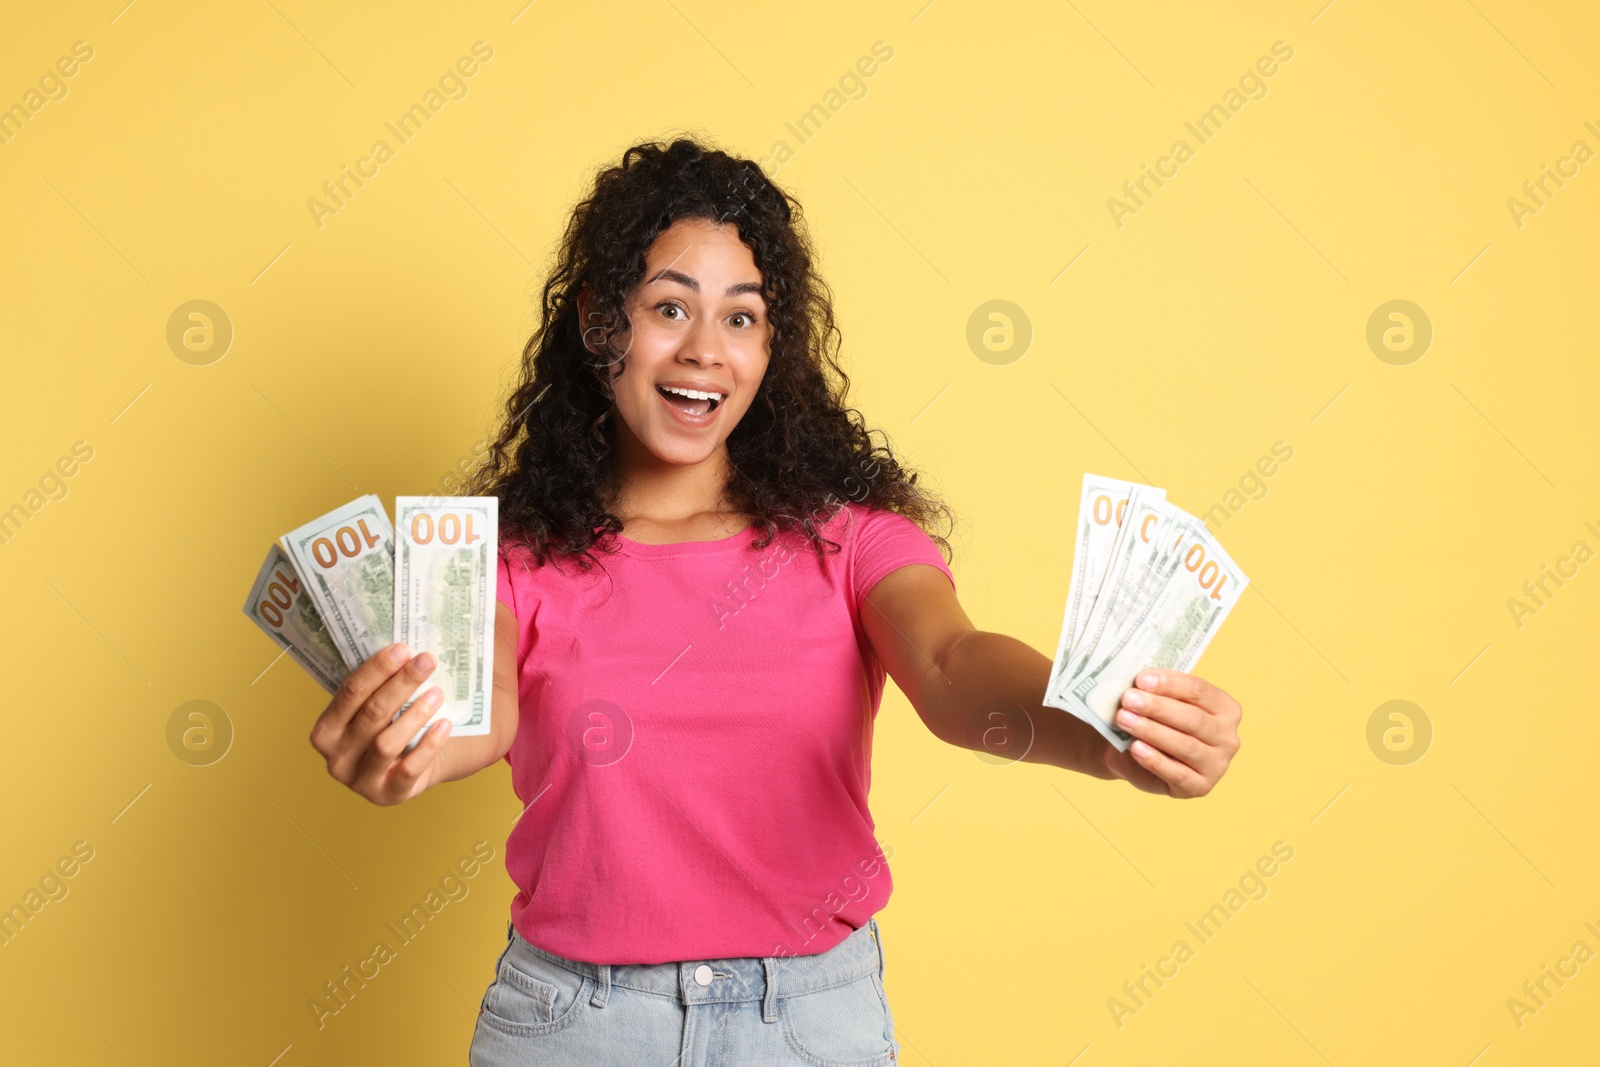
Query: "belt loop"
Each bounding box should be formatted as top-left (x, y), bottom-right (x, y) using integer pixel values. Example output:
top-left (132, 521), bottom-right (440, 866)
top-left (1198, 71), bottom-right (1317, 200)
top-left (590, 962), bottom-right (611, 1008)
top-left (761, 958), bottom-right (779, 1022)
top-left (870, 919), bottom-right (886, 982)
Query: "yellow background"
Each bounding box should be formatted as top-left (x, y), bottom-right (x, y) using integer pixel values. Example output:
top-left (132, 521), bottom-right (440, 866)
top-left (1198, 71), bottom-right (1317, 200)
top-left (2, 1), bottom-right (1596, 1063)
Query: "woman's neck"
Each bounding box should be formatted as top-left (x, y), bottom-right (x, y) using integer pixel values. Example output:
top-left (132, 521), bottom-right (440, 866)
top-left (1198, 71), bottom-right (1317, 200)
top-left (605, 446), bottom-right (741, 533)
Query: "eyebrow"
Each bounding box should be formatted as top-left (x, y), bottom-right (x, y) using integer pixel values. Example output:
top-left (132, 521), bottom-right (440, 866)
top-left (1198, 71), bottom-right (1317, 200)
top-left (646, 268), bottom-right (765, 299)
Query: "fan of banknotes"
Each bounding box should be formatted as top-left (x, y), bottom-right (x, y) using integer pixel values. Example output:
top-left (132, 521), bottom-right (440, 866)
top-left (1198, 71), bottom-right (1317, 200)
top-left (242, 493), bottom-right (499, 749)
top-left (1043, 474), bottom-right (1250, 752)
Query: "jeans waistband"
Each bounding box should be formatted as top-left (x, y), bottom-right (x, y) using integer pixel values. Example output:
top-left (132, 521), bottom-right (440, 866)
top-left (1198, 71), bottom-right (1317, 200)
top-left (506, 919), bottom-right (884, 1009)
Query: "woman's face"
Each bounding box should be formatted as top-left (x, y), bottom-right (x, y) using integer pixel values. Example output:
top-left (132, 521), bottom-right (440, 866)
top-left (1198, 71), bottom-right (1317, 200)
top-left (585, 217), bottom-right (773, 468)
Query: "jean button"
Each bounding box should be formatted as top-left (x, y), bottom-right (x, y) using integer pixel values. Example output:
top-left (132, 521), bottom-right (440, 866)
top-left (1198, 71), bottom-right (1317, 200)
top-left (693, 964), bottom-right (713, 986)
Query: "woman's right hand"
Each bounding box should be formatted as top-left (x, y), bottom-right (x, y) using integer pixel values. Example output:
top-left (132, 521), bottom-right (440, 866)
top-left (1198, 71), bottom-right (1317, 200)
top-left (309, 642), bottom-right (454, 806)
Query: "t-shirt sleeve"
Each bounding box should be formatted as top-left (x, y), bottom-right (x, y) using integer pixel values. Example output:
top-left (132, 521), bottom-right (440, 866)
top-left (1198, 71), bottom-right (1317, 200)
top-left (850, 505), bottom-right (956, 613)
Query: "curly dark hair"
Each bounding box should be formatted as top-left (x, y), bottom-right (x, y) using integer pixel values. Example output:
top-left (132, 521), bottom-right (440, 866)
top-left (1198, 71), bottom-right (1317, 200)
top-left (462, 134), bottom-right (954, 573)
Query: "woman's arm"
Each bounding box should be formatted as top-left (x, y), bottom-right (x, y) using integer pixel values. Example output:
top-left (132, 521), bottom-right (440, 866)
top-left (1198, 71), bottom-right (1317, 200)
top-left (861, 564), bottom-right (1241, 798)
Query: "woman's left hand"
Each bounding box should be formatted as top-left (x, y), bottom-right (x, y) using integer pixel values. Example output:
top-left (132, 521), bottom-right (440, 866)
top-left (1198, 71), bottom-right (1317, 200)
top-left (1100, 668), bottom-right (1242, 798)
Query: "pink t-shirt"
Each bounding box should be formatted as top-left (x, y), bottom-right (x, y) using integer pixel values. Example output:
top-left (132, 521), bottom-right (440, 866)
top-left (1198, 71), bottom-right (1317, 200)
top-left (494, 502), bottom-right (956, 965)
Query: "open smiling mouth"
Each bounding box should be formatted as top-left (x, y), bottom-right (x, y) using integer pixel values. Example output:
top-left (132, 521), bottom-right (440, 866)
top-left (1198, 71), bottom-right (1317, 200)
top-left (655, 385), bottom-right (724, 418)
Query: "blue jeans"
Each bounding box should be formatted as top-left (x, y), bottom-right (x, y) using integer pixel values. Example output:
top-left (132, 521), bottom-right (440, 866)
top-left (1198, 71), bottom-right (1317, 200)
top-left (469, 918), bottom-right (900, 1065)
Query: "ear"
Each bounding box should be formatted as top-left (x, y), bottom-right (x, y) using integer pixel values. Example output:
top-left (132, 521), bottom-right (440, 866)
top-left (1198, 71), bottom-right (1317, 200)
top-left (576, 285), bottom-right (601, 355)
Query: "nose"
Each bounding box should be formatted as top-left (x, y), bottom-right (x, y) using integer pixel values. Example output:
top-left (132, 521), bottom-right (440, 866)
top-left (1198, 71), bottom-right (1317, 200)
top-left (678, 316), bottom-right (726, 366)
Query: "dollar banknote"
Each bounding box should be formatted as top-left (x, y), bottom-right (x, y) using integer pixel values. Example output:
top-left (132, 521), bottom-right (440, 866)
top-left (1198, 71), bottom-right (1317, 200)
top-left (1062, 486), bottom-right (1171, 675)
top-left (1044, 479), bottom-right (1249, 752)
top-left (1057, 500), bottom-right (1194, 701)
top-left (281, 494), bottom-right (396, 670)
top-left (241, 544), bottom-right (349, 693)
top-left (1046, 475), bottom-right (1163, 702)
top-left (392, 495), bottom-right (498, 749)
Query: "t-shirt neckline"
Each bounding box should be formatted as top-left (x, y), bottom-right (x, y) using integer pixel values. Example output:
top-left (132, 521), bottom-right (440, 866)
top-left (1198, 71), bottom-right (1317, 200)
top-left (601, 523), bottom-right (760, 558)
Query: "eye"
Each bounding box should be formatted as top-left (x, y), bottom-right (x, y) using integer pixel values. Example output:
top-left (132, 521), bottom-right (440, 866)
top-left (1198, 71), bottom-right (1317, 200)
top-left (729, 312), bottom-right (756, 329)
top-left (656, 302), bottom-right (684, 320)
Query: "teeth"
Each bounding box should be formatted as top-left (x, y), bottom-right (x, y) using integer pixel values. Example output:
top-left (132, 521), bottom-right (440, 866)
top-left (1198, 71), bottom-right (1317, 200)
top-left (660, 385), bottom-right (725, 402)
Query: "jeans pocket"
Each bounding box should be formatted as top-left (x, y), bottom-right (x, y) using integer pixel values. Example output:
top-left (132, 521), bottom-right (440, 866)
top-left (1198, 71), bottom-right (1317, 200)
top-left (779, 971), bottom-right (897, 1067)
top-left (477, 933), bottom-right (593, 1037)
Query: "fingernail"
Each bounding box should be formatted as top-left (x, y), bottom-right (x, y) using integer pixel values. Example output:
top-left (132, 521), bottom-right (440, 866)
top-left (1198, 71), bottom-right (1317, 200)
top-left (1138, 671), bottom-right (1159, 689)
top-left (1122, 689), bottom-right (1147, 709)
top-left (1117, 709), bottom-right (1142, 727)
top-left (436, 719), bottom-right (452, 736)
top-left (415, 652), bottom-right (436, 673)
top-left (1132, 740), bottom-right (1153, 757)
top-left (425, 687), bottom-right (443, 705)
top-left (388, 643), bottom-right (410, 664)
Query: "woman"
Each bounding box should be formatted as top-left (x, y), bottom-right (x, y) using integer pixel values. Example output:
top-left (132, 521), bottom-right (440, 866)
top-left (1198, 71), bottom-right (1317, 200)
top-left (308, 137), bottom-right (1243, 1064)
